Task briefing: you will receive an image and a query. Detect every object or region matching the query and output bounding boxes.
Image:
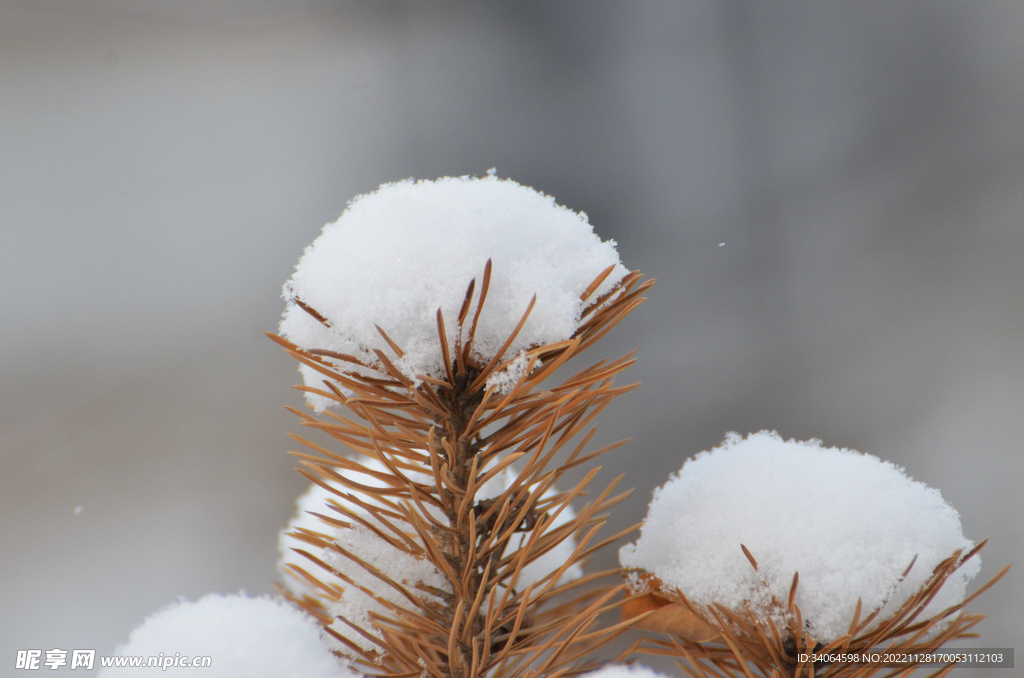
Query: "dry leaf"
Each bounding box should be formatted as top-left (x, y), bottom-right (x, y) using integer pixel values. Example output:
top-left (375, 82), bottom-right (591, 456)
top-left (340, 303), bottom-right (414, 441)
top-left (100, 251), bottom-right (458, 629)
top-left (622, 590), bottom-right (721, 642)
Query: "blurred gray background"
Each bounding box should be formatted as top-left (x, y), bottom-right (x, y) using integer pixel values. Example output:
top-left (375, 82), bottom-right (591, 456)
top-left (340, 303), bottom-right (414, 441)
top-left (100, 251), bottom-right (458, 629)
top-left (1, 2), bottom-right (1021, 676)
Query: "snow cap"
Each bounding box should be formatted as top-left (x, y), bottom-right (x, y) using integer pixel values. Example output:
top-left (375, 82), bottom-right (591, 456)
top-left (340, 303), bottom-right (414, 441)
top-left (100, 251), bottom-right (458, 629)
top-left (98, 593), bottom-right (358, 678)
top-left (279, 175), bottom-right (627, 409)
top-left (619, 431), bottom-right (980, 642)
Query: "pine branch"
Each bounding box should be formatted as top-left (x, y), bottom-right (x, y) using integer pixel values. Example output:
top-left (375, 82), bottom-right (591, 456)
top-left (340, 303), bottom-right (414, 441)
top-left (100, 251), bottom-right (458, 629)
top-left (625, 543), bottom-right (1010, 678)
top-left (274, 263), bottom-right (651, 678)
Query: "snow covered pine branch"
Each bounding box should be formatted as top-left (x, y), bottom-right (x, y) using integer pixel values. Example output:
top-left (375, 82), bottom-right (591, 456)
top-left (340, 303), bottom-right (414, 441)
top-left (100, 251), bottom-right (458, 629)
top-left (619, 432), bottom-right (1009, 677)
top-left (271, 175), bottom-right (652, 678)
top-left (99, 175), bottom-right (1004, 678)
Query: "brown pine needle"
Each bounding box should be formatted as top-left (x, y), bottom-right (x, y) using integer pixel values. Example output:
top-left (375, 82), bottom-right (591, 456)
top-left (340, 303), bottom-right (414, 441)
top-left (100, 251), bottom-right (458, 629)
top-left (375, 324), bottom-right (406, 358)
top-left (436, 308), bottom-right (456, 387)
top-left (292, 297), bottom-right (332, 327)
top-left (469, 294), bottom-right (537, 393)
top-left (463, 259), bottom-right (492, 367)
top-left (580, 264), bottom-right (617, 302)
top-left (458, 278), bottom-right (476, 326)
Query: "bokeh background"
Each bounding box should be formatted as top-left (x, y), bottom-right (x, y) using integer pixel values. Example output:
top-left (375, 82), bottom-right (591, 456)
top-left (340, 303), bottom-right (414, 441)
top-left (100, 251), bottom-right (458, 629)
top-left (2, 2), bottom-right (1021, 676)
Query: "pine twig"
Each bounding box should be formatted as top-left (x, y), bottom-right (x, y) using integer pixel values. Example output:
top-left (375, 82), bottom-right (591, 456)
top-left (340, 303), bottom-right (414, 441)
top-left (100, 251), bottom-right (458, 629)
top-left (275, 264), bottom-right (652, 678)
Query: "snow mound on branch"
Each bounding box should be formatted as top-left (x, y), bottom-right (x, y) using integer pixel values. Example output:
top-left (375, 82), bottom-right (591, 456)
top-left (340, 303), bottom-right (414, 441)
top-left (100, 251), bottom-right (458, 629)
top-left (279, 455), bottom-right (583, 653)
top-left (279, 175), bottom-right (627, 410)
top-left (98, 593), bottom-right (357, 678)
top-left (619, 431), bottom-right (980, 642)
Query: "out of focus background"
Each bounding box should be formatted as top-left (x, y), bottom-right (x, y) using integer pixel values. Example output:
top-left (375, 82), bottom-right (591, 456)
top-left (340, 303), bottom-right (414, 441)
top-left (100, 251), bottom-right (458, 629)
top-left (2, 2), bottom-right (1021, 676)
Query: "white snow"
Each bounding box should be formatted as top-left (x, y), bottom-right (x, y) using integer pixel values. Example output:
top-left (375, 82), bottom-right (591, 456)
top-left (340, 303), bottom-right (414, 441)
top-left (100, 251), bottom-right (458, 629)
top-left (582, 664), bottom-right (670, 678)
top-left (279, 175), bottom-right (627, 410)
top-left (484, 349), bottom-right (535, 394)
top-left (98, 593), bottom-right (358, 678)
top-left (619, 431), bottom-right (980, 642)
top-left (320, 524), bottom-right (450, 653)
top-left (279, 455), bottom-right (583, 653)
top-left (278, 467), bottom-right (449, 653)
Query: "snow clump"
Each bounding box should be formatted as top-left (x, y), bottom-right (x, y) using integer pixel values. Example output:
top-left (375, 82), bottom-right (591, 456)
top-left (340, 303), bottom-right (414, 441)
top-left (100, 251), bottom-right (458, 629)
top-left (279, 455), bottom-right (584, 653)
top-left (98, 593), bottom-right (357, 678)
top-left (619, 431), bottom-right (980, 642)
top-left (484, 350), bottom-right (536, 394)
top-left (279, 175), bottom-right (627, 410)
top-left (582, 664), bottom-right (671, 678)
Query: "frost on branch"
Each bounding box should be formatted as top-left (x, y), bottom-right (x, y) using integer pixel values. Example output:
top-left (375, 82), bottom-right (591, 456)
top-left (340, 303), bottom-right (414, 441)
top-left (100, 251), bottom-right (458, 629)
top-left (279, 175), bottom-right (627, 410)
top-left (278, 456), bottom-right (583, 653)
top-left (98, 593), bottom-right (357, 678)
top-left (619, 431), bottom-right (980, 643)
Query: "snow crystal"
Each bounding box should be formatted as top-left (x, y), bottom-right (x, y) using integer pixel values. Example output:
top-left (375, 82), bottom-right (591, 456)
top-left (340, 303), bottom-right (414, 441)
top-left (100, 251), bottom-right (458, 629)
top-left (279, 175), bottom-right (627, 410)
top-left (619, 431), bottom-right (980, 642)
top-left (279, 455), bottom-right (583, 653)
top-left (98, 593), bottom-right (357, 678)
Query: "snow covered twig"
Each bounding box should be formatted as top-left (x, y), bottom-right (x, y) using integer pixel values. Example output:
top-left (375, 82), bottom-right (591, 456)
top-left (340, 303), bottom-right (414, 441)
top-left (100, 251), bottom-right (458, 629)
top-left (273, 176), bottom-right (653, 678)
